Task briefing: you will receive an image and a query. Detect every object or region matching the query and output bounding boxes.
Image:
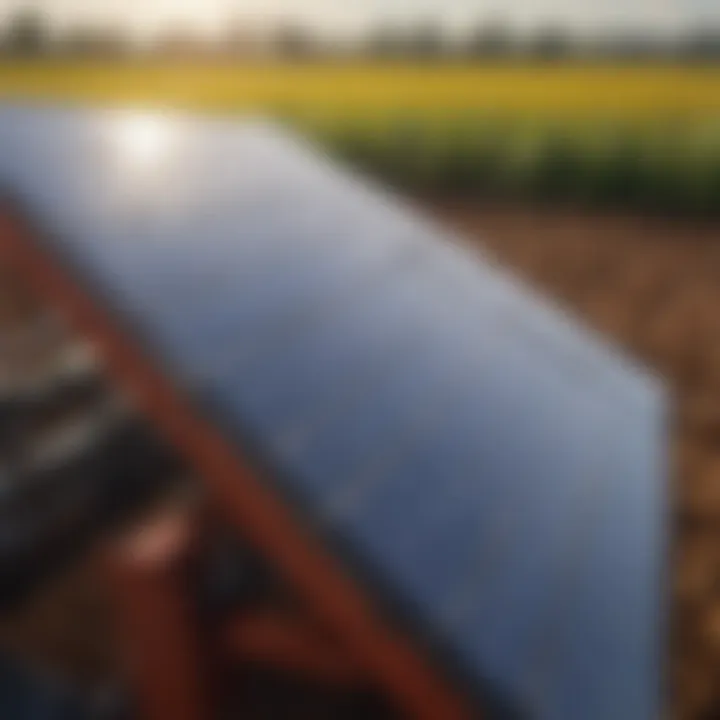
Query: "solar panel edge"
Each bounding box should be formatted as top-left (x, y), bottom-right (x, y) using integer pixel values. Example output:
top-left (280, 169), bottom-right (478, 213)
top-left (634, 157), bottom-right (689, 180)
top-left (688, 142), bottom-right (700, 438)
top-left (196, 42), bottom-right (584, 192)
top-left (270, 122), bottom-right (665, 409)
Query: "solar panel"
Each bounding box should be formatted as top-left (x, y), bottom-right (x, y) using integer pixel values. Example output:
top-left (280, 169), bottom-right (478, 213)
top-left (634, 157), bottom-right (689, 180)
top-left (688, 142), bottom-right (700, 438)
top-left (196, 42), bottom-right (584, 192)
top-left (0, 105), bottom-right (666, 719)
top-left (0, 654), bottom-right (91, 719)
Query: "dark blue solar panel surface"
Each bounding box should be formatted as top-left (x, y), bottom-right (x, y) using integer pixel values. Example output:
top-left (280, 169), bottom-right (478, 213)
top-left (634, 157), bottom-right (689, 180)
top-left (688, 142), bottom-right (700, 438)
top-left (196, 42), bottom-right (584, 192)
top-left (0, 105), bottom-right (666, 719)
top-left (0, 655), bottom-right (90, 719)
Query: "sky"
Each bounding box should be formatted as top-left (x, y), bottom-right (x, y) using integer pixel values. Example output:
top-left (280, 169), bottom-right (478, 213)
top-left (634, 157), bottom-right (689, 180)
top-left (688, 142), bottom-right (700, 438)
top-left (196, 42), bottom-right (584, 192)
top-left (0, 0), bottom-right (718, 40)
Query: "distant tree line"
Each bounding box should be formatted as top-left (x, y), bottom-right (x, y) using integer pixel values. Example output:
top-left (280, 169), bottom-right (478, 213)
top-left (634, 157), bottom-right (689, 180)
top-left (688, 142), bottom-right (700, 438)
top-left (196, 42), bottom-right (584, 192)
top-left (1, 8), bottom-right (719, 62)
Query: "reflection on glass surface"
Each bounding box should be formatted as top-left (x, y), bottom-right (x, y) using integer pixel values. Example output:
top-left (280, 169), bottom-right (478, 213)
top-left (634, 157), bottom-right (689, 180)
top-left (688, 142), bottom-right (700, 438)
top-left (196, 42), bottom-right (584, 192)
top-left (102, 112), bottom-right (188, 213)
top-left (111, 114), bottom-right (176, 174)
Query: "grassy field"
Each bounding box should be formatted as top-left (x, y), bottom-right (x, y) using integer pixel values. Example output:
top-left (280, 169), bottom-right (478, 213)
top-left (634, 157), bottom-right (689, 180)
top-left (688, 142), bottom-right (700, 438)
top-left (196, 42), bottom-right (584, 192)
top-left (0, 60), bottom-right (719, 212)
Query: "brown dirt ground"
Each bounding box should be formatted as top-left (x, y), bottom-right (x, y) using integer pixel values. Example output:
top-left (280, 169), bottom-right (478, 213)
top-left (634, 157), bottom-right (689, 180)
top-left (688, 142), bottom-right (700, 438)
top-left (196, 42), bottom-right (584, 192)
top-left (1, 202), bottom-right (719, 718)
top-left (430, 200), bottom-right (720, 720)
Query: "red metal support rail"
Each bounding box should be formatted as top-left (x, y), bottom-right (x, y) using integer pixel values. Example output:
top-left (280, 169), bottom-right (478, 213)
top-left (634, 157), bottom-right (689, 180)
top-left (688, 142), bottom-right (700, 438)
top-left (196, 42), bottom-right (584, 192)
top-left (0, 206), bottom-right (475, 720)
top-left (104, 508), bottom-right (211, 720)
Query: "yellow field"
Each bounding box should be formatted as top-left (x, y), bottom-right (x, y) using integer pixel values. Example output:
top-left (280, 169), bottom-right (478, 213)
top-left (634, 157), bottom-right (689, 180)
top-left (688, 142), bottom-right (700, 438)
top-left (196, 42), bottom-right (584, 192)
top-left (0, 61), bottom-right (718, 124)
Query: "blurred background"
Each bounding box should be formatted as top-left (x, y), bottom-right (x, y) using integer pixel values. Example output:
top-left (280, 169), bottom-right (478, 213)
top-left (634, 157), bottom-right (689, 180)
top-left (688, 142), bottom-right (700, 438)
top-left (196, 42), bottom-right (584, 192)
top-left (0, 1), bottom-right (718, 718)
top-left (0, 1), bottom-right (718, 213)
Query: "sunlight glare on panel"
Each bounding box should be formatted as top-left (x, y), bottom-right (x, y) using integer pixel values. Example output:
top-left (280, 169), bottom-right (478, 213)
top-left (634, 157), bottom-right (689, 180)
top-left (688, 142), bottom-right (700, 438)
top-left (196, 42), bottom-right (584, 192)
top-left (110, 113), bottom-right (177, 174)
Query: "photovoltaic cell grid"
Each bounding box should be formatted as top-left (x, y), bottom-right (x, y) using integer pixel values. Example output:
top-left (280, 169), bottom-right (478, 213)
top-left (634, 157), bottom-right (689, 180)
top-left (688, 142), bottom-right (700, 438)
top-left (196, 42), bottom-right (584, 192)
top-left (0, 106), bottom-right (666, 719)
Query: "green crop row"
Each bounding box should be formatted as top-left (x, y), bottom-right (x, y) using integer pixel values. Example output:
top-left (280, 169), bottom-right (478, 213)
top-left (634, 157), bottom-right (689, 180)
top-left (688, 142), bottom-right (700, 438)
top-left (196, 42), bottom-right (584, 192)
top-left (287, 114), bottom-right (720, 215)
